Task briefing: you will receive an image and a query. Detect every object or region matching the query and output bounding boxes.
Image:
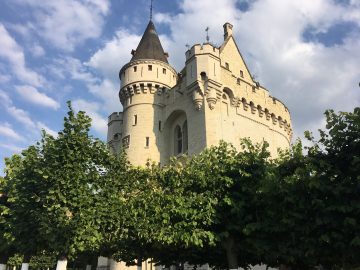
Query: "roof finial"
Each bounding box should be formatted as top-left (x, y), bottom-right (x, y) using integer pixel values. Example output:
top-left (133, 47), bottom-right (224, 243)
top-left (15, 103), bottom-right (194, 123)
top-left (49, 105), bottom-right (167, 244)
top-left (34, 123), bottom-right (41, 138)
top-left (205, 26), bottom-right (210, 43)
top-left (150, 0), bottom-right (153, 21)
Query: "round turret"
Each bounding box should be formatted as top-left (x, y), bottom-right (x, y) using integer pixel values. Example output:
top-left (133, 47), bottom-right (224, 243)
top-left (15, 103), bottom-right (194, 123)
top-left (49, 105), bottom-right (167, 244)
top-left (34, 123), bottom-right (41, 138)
top-left (118, 20), bottom-right (177, 165)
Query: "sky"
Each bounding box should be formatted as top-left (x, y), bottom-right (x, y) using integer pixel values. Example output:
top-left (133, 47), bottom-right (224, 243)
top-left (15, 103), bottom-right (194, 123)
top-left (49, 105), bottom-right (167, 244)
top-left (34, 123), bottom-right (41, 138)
top-left (0, 0), bottom-right (359, 174)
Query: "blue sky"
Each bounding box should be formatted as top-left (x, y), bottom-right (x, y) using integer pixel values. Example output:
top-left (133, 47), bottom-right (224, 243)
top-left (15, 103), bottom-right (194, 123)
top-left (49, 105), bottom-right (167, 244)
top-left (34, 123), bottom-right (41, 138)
top-left (0, 0), bottom-right (359, 174)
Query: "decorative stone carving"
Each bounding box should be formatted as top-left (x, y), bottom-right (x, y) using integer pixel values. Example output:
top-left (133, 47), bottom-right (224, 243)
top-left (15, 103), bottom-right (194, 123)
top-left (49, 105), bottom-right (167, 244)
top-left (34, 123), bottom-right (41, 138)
top-left (204, 79), bottom-right (222, 110)
top-left (192, 89), bottom-right (203, 110)
top-left (207, 98), bottom-right (216, 110)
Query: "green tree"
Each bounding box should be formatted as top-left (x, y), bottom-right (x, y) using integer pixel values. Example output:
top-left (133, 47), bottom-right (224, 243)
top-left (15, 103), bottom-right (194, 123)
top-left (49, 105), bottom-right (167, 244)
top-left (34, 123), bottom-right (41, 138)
top-left (126, 140), bottom-right (277, 269)
top-left (267, 108), bottom-right (360, 269)
top-left (304, 108), bottom-right (360, 269)
top-left (5, 147), bottom-right (47, 270)
top-left (0, 176), bottom-right (14, 270)
top-left (5, 102), bottom-right (112, 270)
top-left (35, 102), bottom-right (111, 268)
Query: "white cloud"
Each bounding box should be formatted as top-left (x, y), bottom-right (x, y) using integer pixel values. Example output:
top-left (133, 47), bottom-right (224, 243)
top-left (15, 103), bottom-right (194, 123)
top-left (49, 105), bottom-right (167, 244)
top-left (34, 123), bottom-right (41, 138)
top-left (6, 106), bottom-right (36, 129)
top-left (0, 24), bottom-right (44, 86)
top-left (0, 90), bottom-right (35, 128)
top-left (13, 0), bottom-right (110, 51)
top-left (0, 123), bottom-right (24, 141)
top-left (0, 143), bottom-right (23, 153)
top-left (35, 121), bottom-right (58, 137)
top-left (0, 90), bottom-right (12, 106)
top-left (232, 0), bottom-right (360, 135)
top-left (72, 99), bottom-right (108, 136)
top-left (0, 74), bottom-right (11, 83)
top-left (15, 85), bottom-right (60, 110)
top-left (87, 29), bottom-right (140, 80)
top-left (0, 89), bottom-right (58, 136)
top-left (31, 44), bottom-right (45, 57)
top-left (53, 56), bottom-right (121, 113)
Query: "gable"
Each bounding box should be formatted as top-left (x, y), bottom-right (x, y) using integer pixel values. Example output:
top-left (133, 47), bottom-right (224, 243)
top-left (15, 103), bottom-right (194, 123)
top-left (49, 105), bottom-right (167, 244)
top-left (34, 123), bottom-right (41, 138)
top-left (219, 37), bottom-right (254, 84)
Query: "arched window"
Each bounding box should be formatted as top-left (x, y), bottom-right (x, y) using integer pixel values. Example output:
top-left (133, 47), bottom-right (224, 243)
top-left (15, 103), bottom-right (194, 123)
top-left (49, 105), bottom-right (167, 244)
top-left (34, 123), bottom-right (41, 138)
top-left (174, 125), bottom-right (182, 155)
top-left (182, 120), bottom-right (188, 153)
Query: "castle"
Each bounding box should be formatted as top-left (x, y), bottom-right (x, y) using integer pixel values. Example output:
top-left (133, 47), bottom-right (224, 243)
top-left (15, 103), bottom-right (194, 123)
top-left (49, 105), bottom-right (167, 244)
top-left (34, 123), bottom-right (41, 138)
top-left (107, 20), bottom-right (292, 166)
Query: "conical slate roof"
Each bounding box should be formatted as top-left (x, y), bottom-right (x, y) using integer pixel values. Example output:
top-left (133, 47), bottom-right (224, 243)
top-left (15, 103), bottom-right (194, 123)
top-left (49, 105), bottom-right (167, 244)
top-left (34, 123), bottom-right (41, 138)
top-left (131, 20), bottom-right (168, 63)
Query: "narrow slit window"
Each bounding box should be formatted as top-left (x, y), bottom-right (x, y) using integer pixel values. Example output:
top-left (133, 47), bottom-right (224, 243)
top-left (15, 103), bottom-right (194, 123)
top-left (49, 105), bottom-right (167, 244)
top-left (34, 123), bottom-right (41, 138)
top-left (225, 62), bottom-right (229, 69)
top-left (145, 137), bottom-right (149, 147)
top-left (148, 65), bottom-right (152, 71)
top-left (133, 66), bottom-right (137, 72)
top-left (163, 68), bottom-right (166, 74)
top-left (183, 120), bottom-right (188, 153)
top-left (240, 70), bottom-right (244, 78)
top-left (174, 125), bottom-right (182, 155)
top-left (133, 115), bottom-right (137, 125)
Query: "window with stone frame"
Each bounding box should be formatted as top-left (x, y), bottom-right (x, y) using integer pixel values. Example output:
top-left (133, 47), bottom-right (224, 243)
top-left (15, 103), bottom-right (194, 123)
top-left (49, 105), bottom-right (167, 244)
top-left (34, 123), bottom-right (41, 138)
top-left (122, 135), bottom-right (130, 148)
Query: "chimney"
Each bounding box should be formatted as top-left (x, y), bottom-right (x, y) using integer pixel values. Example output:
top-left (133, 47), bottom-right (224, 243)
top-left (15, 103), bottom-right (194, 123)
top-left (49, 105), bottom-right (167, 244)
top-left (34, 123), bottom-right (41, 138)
top-left (223, 22), bottom-right (233, 40)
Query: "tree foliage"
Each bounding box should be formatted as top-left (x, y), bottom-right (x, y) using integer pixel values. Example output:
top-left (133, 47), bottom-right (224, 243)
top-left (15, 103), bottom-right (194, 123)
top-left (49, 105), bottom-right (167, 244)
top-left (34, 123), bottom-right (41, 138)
top-left (4, 102), bottom-right (112, 260)
top-left (1, 105), bottom-right (359, 270)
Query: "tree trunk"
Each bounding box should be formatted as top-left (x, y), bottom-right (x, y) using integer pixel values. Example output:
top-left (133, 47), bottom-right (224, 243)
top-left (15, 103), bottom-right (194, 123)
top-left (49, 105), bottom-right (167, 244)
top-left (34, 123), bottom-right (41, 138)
top-left (21, 255), bottom-right (31, 270)
top-left (109, 259), bottom-right (121, 270)
top-left (20, 264), bottom-right (28, 270)
top-left (223, 237), bottom-right (238, 270)
top-left (0, 254), bottom-right (8, 270)
top-left (56, 255), bottom-right (68, 270)
top-left (137, 256), bottom-right (142, 270)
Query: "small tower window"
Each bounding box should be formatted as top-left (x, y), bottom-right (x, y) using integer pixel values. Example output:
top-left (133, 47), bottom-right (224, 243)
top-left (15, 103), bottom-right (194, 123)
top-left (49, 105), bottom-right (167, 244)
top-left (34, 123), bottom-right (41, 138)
top-left (163, 68), bottom-right (166, 74)
top-left (145, 137), bottom-right (149, 147)
top-left (225, 62), bottom-right (229, 69)
top-left (237, 78), bottom-right (241, 85)
top-left (133, 66), bottom-right (137, 72)
top-left (148, 65), bottom-right (152, 71)
top-left (240, 70), bottom-right (244, 78)
top-left (133, 115), bottom-right (137, 125)
top-left (122, 135), bottom-right (130, 148)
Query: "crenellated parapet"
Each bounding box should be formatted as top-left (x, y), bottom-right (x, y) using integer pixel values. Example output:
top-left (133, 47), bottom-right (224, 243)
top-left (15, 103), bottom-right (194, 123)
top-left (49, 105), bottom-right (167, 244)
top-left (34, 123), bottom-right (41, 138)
top-left (108, 111), bottom-right (123, 123)
top-left (185, 43), bottom-right (220, 62)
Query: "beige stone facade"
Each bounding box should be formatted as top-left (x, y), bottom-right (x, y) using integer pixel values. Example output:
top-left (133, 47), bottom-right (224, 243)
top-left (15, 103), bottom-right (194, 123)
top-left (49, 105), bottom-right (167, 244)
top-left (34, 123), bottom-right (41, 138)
top-left (107, 22), bottom-right (292, 166)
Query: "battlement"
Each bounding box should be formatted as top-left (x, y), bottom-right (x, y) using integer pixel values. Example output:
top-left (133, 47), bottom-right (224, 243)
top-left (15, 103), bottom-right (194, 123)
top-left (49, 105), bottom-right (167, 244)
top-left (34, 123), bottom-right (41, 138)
top-left (108, 112), bottom-right (123, 123)
top-left (186, 43), bottom-right (220, 61)
top-left (227, 95), bottom-right (293, 140)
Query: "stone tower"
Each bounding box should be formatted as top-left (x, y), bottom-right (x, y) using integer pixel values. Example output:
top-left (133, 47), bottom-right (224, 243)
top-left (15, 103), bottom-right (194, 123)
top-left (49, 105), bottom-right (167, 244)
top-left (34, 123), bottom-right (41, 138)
top-left (108, 21), bottom-right (293, 165)
top-left (109, 20), bottom-right (178, 165)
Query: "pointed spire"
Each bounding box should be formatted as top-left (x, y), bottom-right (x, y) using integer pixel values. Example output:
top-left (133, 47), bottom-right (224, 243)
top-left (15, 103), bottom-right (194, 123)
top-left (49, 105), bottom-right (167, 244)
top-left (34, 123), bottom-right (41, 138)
top-left (131, 21), bottom-right (168, 63)
top-left (150, 0), bottom-right (153, 21)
